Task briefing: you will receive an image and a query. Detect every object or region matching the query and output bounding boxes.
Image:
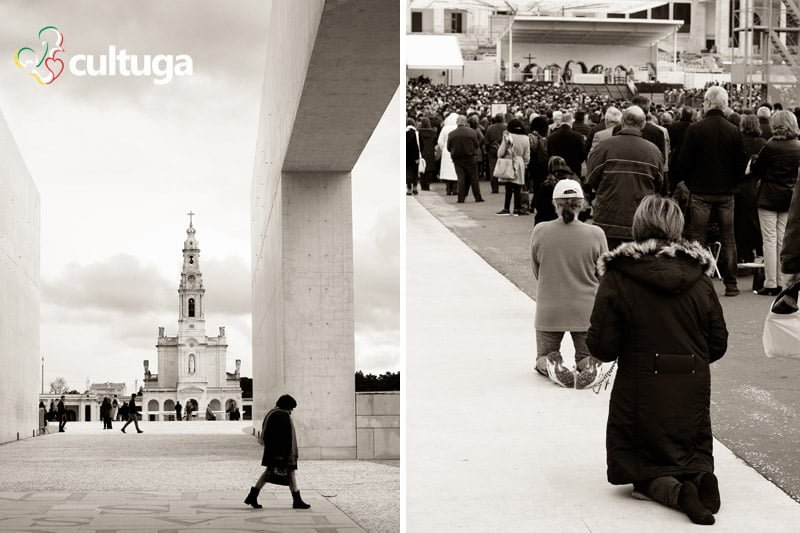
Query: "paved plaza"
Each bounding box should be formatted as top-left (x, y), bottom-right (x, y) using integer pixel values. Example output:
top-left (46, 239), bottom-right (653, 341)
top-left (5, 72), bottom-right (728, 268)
top-left (0, 422), bottom-right (398, 532)
top-left (406, 195), bottom-right (800, 531)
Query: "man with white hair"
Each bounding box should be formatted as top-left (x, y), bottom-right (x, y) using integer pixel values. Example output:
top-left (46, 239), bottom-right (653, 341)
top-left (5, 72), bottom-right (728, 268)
top-left (679, 85), bottom-right (748, 296)
top-left (548, 111), bottom-right (585, 176)
top-left (588, 106), bottom-right (623, 156)
top-left (757, 105), bottom-right (773, 140)
top-left (587, 106), bottom-right (664, 249)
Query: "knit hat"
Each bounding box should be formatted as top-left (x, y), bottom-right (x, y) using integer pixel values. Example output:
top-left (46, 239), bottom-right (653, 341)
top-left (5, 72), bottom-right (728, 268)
top-left (552, 179), bottom-right (583, 199)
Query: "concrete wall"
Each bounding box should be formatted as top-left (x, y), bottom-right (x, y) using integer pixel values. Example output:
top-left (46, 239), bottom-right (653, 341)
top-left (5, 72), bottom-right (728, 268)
top-left (0, 108), bottom-right (39, 444)
top-left (356, 392), bottom-right (400, 460)
top-left (251, 0), bottom-right (398, 459)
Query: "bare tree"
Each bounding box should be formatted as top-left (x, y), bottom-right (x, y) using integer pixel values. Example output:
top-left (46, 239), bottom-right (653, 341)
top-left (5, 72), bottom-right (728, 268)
top-left (49, 377), bottom-right (69, 394)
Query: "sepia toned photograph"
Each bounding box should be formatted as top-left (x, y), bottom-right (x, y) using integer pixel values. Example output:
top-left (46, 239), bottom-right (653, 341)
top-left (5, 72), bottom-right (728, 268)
top-left (405, 0), bottom-right (800, 530)
top-left (0, 1), bottom-right (400, 531)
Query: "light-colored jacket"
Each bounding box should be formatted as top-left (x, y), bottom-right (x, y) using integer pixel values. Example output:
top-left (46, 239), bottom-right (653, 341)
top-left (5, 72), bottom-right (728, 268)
top-left (497, 132), bottom-right (531, 186)
top-left (589, 125), bottom-right (616, 155)
top-left (437, 113), bottom-right (459, 181)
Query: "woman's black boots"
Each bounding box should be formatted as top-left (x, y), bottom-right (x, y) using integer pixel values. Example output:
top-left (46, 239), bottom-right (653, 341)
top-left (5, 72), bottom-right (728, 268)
top-left (678, 481), bottom-right (715, 525)
top-left (244, 487), bottom-right (262, 509)
top-left (292, 490), bottom-right (311, 509)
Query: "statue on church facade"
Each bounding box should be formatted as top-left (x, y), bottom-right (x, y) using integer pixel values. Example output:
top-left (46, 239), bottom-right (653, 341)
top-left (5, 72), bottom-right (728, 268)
top-left (188, 354), bottom-right (196, 375)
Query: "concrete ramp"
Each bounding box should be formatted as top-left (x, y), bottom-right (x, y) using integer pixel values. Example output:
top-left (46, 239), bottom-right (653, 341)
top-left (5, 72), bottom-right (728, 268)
top-left (406, 198), bottom-right (800, 531)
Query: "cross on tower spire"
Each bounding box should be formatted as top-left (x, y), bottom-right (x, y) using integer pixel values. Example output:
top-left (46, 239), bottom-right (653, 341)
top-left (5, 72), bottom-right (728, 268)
top-left (187, 211), bottom-right (195, 228)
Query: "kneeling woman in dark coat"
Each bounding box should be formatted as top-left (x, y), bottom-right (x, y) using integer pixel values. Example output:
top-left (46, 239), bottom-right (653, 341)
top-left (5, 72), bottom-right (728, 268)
top-left (245, 394), bottom-right (310, 510)
top-left (587, 195), bottom-right (728, 525)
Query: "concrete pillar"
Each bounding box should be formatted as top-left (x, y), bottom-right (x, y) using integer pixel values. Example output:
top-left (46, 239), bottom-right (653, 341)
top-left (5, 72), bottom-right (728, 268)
top-left (252, 0), bottom-right (397, 459)
top-left (717, 0), bottom-right (731, 55)
top-left (691, 0), bottom-right (709, 50)
top-left (0, 108), bottom-right (39, 444)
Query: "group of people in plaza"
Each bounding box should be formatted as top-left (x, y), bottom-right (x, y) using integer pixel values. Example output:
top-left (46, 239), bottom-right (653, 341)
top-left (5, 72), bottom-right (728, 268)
top-left (408, 80), bottom-right (800, 525)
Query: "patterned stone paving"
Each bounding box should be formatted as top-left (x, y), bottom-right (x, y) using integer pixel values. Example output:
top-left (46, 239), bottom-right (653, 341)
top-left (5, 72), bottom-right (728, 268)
top-left (0, 491), bottom-right (364, 532)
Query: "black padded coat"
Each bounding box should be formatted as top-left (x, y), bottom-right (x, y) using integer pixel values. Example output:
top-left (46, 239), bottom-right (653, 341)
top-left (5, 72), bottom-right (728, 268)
top-left (261, 409), bottom-right (297, 471)
top-left (587, 239), bottom-right (728, 485)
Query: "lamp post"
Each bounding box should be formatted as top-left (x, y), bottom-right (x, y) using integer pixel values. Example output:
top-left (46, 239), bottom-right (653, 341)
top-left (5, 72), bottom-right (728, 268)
top-left (41, 356), bottom-right (44, 394)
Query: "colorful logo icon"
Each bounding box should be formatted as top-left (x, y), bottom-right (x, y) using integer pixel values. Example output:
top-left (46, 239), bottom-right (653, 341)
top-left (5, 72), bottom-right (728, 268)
top-left (14, 26), bottom-right (64, 85)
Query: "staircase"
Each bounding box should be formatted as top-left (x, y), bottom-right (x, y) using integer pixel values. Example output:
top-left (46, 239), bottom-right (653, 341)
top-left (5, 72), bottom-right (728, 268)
top-left (766, 0), bottom-right (800, 79)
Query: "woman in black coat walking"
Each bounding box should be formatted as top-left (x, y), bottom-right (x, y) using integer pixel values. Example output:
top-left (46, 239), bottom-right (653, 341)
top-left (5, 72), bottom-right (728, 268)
top-left (120, 394), bottom-right (143, 434)
top-left (244, 394), bottom-right (310, 510)
top-left (587, 195), bottom-right (728, 525)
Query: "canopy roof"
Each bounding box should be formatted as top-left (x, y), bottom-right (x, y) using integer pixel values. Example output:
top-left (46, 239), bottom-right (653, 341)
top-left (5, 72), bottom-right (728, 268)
top-left (506, 16), bottom-right (682, 46)
top-left (408, 1), bottom-right (674, 16)
top-left (407, 35), bottom-right (465, 69)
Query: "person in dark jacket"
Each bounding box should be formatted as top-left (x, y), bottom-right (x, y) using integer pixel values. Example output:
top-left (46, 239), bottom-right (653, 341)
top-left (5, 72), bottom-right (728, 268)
top-left (757, 106), bottom-right (773, 140)
top-left (735, 114), bottom-right (766, 262)
top-left (447, 115), bottom-right (483, 203)
top-left (175, 401), bottom-right (182, 421)
top-left (547, 112), bottom-right (585, 177)
top-left (417, 117), bottom-right (437, 190)
top-left (406, 118), bottom-right (420, 196)
top-left (750, 110), bottom-right (800, 295)
top-left (533, 156), bottom-right (576, 225)
top-left (612, 96), bottom-right (667, 160)
top-left (485, 113), bottom-right (507, 194)
top-left (120, 394), bottom-right (143, 434)
top-left (665, 106), bottom-right (694, 188)
top-left (587, 195), bottom-right (728, 526)
top-left (245, 394), bottom-right (310, 510)
top-left (679, 86), bottom-right (748, 296)
top-left (57, 395), bottom-right (67, 432)
top-left (587, 106), bottom-right (664, 249)
top-left (781, 174), bottom-right (800, 277)
top-left (100, 397), bottom-right (112, 429)
top-left (571, 110), bottom-right (592, 139)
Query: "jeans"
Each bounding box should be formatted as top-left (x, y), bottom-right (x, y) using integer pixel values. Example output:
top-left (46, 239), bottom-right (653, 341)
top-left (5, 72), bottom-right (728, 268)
top-left (536, 330), bottom-right (591, 367)
top-left (454, 162), bottom-right (482, 202)
top-left (758, 209), bottom-right (789, 289)
top-left (503, 183), bottom-right (521, 212)
top-left (688, 193), bottom-right (738, 288)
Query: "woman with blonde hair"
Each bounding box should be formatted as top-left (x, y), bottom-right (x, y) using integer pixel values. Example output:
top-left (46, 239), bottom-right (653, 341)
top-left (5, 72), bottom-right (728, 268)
top-left (750, 109), bottom-right (800, 295)
top-left (588, 195), bottom-right (727, 525)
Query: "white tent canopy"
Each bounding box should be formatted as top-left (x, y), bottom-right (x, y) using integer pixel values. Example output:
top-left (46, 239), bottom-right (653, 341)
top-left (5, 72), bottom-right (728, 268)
top-left (406, 35), bottom-right (464, 70)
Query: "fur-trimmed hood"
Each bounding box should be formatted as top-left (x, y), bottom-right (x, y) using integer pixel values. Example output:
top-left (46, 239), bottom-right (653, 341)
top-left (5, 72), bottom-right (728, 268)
top-left (597, 239), bottom-right (716, 294)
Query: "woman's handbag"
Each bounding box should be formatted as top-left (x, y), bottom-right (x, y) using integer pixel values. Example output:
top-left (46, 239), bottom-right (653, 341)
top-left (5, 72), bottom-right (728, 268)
top-left (493, 136), bottom-right (516, 182)
top-left (418, 157), bottom-right (427, 175)
top-left (763, 280), bottom-right (800, 358)
top-left (265, 465), bottom-right (291, 486)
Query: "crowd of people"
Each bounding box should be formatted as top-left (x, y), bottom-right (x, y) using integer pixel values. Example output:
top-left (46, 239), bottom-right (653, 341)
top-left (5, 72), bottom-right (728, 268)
top-left (406, 81), bottom-right (800, 526)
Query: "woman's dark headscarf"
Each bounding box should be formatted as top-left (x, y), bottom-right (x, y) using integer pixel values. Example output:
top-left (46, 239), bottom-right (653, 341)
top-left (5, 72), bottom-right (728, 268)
top-left (507, 119), bottom-right (526, 135)
top-left (530, 116), bottom-right (549, 136)
top-left (276, 394), bottom-right (297, 410)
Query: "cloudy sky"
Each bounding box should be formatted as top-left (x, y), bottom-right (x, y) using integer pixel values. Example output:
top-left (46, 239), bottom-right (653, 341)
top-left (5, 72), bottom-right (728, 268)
top-left (0, 1), bottom-right (401, 394)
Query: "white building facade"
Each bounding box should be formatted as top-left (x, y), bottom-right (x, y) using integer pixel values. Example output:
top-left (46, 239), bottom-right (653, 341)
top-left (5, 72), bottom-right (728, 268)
top-left (142, 217), bottom-right (242, 421)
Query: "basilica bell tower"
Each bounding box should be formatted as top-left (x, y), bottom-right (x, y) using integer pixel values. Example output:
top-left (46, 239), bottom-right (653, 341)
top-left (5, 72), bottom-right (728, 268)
top-left (178, 212), bottom-right (206, 381)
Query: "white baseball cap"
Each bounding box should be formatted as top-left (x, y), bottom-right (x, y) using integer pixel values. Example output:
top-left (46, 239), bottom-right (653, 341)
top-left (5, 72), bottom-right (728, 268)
top-left (552, 179), bottom-right (584, 199)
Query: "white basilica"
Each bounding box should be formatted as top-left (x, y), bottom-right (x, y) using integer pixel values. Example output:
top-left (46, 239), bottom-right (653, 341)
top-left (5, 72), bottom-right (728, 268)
top-left (142, 214), bottom-right (242, 420)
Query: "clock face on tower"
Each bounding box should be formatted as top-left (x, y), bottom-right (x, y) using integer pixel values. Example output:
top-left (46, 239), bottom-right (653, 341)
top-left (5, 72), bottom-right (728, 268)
top-left (188, 275), bottom-right (195, 282)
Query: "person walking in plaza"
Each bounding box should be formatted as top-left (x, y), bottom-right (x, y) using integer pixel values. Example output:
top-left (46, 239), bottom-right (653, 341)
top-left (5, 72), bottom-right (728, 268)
top-left (175, 401), bottom-right (182, 421)
top-left (587, 195), bottom-right (728, 525)
top-left (406, 118), bottom-right (420, 196)
top-left (749, 110), bottom-right (800, 295)
top-left (530, 179), bottom-right (607, 388)
top-left (245, 394), bottom-right (311, 510)
top-left (495, 119), bottom-right (530, 216)
top-left (437, 112), bottom-right (460, 197)
top-left (38, 401), bottom-right (48, 435)
top-left (485, 113), bottom-right (507, 194)
top-left (57, 395), bottom-right (67, 432)
top-left (120, 394), bottom-right (143, 434)
top-left (111, 395), bottom-right (119, 421)
top-left (447, 115), bottom-right (483, 203)
top-left (587, 106), bottom-right (664, 249)
top-left (48, 399), bottom-right (56, 422)
top-left (678, 85), bottom-right (748, 296)
top-left (100, 397), bottom-right (113, 430)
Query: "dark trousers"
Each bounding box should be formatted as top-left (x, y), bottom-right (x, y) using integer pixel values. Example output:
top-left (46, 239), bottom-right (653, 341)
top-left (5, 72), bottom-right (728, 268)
top-left (454, 162), bottom-right (482, 202)
top-left (689, 193), bottom-right (738, 288)
top-left (103, 415), bottom-right (112, 429)
top-left (488, 154), bottom-right (500, 193)
top-left (634, 473), bottom-right (709, 509)
top-left (503, 183), bottom-right (521, 212)
top-left (176, 410), bottom-right (182, 421)
top-left (58, 415), bottom-right (66, 432)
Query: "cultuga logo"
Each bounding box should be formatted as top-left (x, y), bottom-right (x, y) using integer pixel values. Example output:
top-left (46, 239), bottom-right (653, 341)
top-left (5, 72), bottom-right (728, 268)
top-left (15, 26), bottom-right (193, 86)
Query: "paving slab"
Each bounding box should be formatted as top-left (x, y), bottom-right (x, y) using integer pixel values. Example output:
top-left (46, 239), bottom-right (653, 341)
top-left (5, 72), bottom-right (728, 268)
top-left (0, 423), bottom-right (398, 532)
top-left (406, 197), bottom-right (800, 531)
